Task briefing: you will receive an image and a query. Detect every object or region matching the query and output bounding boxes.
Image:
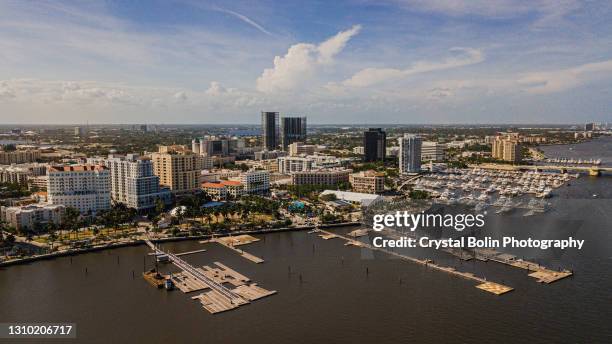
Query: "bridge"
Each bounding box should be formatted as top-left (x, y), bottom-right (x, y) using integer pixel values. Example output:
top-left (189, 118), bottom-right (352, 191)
top-left (471, 163), bottom-right (612, 176)
top-left (144, 239), bottom-right (241, 302)
top-left (396, 174), bottom-right (424, 191)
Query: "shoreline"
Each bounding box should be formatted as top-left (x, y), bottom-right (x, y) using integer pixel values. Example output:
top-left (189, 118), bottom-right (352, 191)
top-left (0, 222), bottom-right (362, 268)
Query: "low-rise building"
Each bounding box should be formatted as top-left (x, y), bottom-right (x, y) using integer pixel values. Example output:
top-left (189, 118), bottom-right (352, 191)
top-left (349, 170), bottom-right (385, 194)
top-left (319, 190), bottom-right (383, 208)
top-left (291, 169), bottom-right (351, 186)
top-left (0, 149), bottom-right (41, 165)
top-left (202, 180), bottom-right (244, 200)
top-left (421, 141), bottom-right (447, 162)
top-left (1, 203), bottom-right (65, 231)
top-left (289, 142), bottom-right (317, 156)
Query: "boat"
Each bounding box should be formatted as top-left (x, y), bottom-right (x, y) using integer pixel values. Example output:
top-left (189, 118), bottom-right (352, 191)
top-left (164, 278), bottom-right (174, 291)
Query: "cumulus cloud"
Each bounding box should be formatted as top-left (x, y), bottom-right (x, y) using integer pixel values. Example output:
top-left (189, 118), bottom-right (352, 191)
top-left (205, 81), bottom-right (227, 96)
top-left (342, 47), bottom-right (483, 87)
top-left (174, 91), bottom-right (188, 102)
top-left (256, 25), bottom-right (361, 93)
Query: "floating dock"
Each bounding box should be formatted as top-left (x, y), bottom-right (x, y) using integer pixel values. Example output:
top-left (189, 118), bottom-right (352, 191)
top-left (202, 235), bottom-right (264, 264)
top-left (144, 239), bottom-right (276, 314)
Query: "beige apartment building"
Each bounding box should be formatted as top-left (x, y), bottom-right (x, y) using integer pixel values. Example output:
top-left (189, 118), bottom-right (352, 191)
top-left (0, 149), bottom-right (41, 165)
top-left (151, 146), bottom-right (205, 193)
top-left (349, 170), bottom-right (385, 194)
top-left (291, 168), bottom-right (351, 186)
top-left (492, 136), bottom-right (522, 163)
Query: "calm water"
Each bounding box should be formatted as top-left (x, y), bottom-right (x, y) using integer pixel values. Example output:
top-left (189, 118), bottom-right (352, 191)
top-left (1, 138), bottom-right (612, 344)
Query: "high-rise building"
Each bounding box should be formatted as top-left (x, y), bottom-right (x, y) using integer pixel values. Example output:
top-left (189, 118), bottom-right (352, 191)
top-left (151, 146), bottom-right (205, 193)
top-left (363, 128), bottom-right (386, 162)
top-left (398, 134), bottom-right (421, 174)
top-left (502, 140), bottom-right (522, 163)
top-left (280, 116), bottom-right (307, 150)
top-left (105, 154), bottom-right (171, 211)
top-left (492, 136), bottom-right (522, 163)
top-left (261, 111), bottom-right (279, 150)
top-left (421, 142), bottom-right (447, 162)
top-left (585, 123), bottom-right (595, 131)
top-left (47, 165), bottom-right (111, 214)
top-left (191, 139), bottom-right (200, 155)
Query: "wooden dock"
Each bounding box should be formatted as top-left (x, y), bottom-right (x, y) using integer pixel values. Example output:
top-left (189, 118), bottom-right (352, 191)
top-left (169, 261), bottom-right (276, 314)
top-left (234, 283), bottom-right (277, 301)
top-left (175, 248), bottom-right (207, 257)
top-left (319, 233), bottom-right (338, 240)
top-left (347, 229), bottom-right (369, 238)
top-left (205, 236), bottom-right (264, 264)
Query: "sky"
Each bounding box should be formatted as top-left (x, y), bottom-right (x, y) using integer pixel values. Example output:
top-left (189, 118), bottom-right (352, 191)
top-left (1, 0), bottom-right (612, 124)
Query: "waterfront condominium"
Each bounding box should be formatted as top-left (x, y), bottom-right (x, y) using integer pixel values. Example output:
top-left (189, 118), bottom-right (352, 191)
top-left (0, 203), bottom-right (65, 231)
top-left (105, 154), bottom-right (171, 211)
top-left (280, 116), bottom-right (307, 150)
top-left (492, 135), bottom-right (522, 163)
top-left (398, 134), bottom-right (422, 174)
top-left (47, 165), bottom-right (111, 214)
top-left (363, 128), bottom-right (386, 162)
top-left (261, 111), bottom-right (280, 150)
top-left (151, 146), bottom-right (205, 193)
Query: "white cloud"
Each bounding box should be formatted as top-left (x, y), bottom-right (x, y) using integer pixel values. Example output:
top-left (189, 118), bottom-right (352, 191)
top-left (390, 0), bottom-right (579, 20)
top-left (174, 91), bottom-right (188, 102)
top-left (256, 25), bottom-right (361, 93)
top-left (518, 59), bottom-right (612, 94)
top-left (341, 47), bottom-right (483, 87)
top-left (205, 81), bottom-right (227, 96)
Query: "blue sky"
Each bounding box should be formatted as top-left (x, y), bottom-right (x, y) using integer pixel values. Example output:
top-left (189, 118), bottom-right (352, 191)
top-left (1, 0), bottom-right (611, 124)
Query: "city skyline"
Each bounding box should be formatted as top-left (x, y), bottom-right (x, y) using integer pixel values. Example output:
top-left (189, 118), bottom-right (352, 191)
top-left (1, 1), bottom-right (612, 124)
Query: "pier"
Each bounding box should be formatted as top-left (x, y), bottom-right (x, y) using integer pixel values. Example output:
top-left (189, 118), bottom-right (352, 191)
top-left (311, 229), bottom-right (513, 295)
top-left (200, 235), bottom-right (265, 264)
top-left (144, 239), bottom-right (276, 314)
top-left (473, 163), bottom-right (612, 176)
top-left (384, 230), bottom-right (573, 285)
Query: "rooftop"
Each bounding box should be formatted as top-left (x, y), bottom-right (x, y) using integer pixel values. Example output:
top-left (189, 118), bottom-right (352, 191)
top-left (49, 165), bottom-right (107, 172)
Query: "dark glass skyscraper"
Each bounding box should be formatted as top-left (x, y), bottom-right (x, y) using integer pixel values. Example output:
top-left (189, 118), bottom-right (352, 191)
top-left (261, 111), bottom-right (279, 150)
top-left (280, 116), bottom-right (307, 150)
top-left (363, 128), bottom-right (386, 162)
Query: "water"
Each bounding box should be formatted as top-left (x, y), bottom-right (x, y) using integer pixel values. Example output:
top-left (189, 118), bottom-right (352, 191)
top-left (1, 139), bottom-right (612, 343)
top-left (540, 135), bottom-right (612, 166)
